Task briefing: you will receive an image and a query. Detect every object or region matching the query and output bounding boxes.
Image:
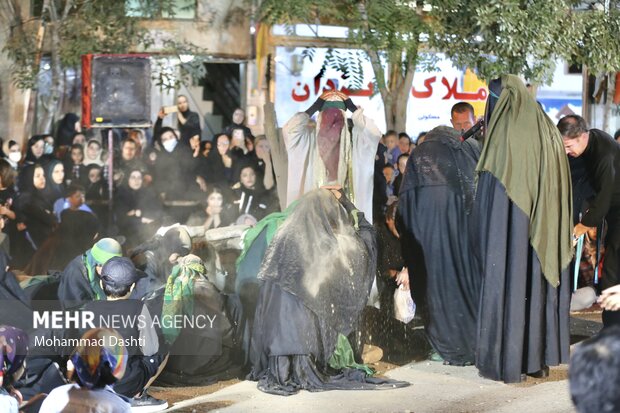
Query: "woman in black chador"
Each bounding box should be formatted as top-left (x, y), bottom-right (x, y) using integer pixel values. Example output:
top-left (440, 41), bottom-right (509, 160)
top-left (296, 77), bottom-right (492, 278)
top-left (471, 75), bottom-right (573, 383)
top-left (398, 126), bottom-right (481, 366)
top-left (248, 188), bottom-right (408, 395)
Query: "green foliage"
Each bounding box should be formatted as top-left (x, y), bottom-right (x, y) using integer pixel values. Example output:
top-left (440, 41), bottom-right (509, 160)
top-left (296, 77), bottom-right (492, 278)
top-left (58, 2), bottom-right (145, 68)
top-left (573, 8), bottom-right (620, 75)
top-left (2, 0), bottom-right (206, 92)
top-left (258, 0), bottom-right (427, 85)
top-left (152, 39), bottom-right (208, 90)
top-left (427, 0), bottom-right (581, 84)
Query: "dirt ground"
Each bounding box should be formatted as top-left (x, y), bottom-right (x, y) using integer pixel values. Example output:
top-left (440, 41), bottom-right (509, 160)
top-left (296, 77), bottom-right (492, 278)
top-left (149, 308), bottom-right (602, 412)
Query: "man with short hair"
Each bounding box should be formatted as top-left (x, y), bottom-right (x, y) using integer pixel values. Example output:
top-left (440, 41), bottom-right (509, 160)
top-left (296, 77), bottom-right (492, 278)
top-left (569, 326), bottom-right (620, 413)
top-left (450, 102), bottom-right (476, 135)
top-left (156, 95), bottom-right (201, 146)
top-left (558, 115), bottom-right (620, 326)
top-left (80, 257), bottom-right (168, 411)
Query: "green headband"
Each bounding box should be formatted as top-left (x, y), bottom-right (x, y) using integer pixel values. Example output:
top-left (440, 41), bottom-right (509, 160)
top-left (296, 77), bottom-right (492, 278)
top-left (321, 101), bottom-right (346, 111)
top-left (91, 243), bottom-right (122, 265)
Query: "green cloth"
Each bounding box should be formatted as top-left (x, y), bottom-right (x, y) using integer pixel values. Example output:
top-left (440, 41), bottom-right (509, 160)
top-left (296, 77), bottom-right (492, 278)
top-left (322, 101), bottom-right (346, 110)
top-left (236, 200), bottom-right (299, 267)
top-left (19, 275), bottom-right (57, 290)
top-left (162, 259), bottom-right (206, 344)
top-left (328, 333), bottom-right (374, 376)
top-left (476, 74), bottom-right (573, 286)
top-left (83, 251), bottom-right (106, 301)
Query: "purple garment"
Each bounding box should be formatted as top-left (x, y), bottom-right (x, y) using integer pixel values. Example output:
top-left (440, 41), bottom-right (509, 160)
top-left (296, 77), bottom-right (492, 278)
top-left (0, 325), bottom-right (28, 386)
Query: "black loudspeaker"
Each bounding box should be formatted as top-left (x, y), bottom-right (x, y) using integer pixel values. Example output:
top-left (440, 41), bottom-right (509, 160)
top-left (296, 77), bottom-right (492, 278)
top-left (82, 54), bottom-right (151, 128)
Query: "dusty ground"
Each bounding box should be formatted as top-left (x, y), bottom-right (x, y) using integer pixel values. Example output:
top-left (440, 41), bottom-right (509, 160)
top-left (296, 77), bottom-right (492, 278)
top-left (149, 309), bottom-right (602, 412)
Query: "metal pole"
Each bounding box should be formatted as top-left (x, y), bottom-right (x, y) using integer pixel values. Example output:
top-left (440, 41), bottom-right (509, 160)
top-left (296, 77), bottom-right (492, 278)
top-left (107, 129), bottom-right (114, 234)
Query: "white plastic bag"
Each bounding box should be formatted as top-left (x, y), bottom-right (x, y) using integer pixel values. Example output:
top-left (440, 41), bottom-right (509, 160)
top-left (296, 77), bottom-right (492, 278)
top-left (394, 284), bottom-right (416, 324)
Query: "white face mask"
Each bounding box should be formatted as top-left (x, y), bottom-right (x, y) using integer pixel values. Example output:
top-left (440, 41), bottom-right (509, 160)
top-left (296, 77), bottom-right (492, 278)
top-left (8, 152), bottom-right (21, 164)
top-left (162, 139), bottom-right (178, 153)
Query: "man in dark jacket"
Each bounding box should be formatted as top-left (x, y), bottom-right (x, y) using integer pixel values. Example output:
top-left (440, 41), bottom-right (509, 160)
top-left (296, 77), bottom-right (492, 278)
top-left (558, 115), bottom-right (620, 325)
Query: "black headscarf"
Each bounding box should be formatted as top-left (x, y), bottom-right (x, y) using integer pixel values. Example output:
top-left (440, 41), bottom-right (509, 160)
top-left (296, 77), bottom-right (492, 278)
top-left (41, 159), bottom-right (65, 205)
top-left (24, 135), bottom-right (46, 164)
top-left (401, 126), bottom-right (480, 213)
top-left (57, 113), bottom-right (80, 147)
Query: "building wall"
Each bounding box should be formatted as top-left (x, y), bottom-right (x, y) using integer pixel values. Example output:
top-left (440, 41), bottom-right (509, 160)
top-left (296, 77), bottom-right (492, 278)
top-left (0, 0), bottom-right (253, 143)
top-left (0, 3), bottom-right (30, 145)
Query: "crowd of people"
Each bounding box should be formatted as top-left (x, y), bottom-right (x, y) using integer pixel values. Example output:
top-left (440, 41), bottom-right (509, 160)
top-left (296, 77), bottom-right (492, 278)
top-left (0, 77), bottom-right (619, 413)
top-left (0, 97), bottom-right (279, 273)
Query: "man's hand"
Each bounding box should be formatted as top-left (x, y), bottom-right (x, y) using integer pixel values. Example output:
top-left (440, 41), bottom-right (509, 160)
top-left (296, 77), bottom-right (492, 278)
top-left (158, 107), bottom-right (166, 119)
top-left (574, 223), bottom-right (595, 239)
top-left (177, 109), bottom-right (187, 125)
top-left (599, 285), bottom-right (620, 311)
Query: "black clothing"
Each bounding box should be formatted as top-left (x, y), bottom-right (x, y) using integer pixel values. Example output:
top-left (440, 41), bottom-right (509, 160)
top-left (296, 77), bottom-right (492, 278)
top-left (25, 210), bottom-right (99, 276)
top-left (0, 250), bottom-right (32, 329)
top-left (151, 144), bottom-right (197, 201)
top-left (178, 109), bottom-right (201, 145)
top-left (572, 130), bottom-right (620, 302)
top-left (114, 185), bottom-right (162, 248)
top-left (578, 129), bottom-right (620, 228)
top-left (41, 160), bottom-right (66, 206)
top-left (398, 127), bottom-right (481, 365)
top-left (63, 161), bottom-right (88, 187)
top-left (58, 255), bottom-right (93, 309)
top-left (156, 277), bottom-right (243, 386)
top-left (223, 123), bottom-right (252, 140)
top-left (14, 167), bottom-right (57, 250)
top-left (56, 113), bottom-right (80, 147)
top-left (230, 186), bottom-right (272, 222)
top-left (567, 130), bottom-right (620, 325)
top-left (204, 150), bottom-right (234, 185)
top-left (248, 190), bottom-right (408, 395)
top-left (471, 172), bottom-right (571, 382)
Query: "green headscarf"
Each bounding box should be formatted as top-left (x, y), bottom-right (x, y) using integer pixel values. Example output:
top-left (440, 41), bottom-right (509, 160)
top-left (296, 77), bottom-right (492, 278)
top-left (83, 238), bottom-right (123, 300)
top-left (162, 255), bottom-right (206, 344)
top-left (476, 75), bottom-right (573, 286)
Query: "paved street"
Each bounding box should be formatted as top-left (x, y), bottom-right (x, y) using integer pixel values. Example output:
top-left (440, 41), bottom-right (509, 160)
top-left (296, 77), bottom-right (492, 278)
top-left (152, 313), bottom-right (601, 413)
top-left (159, 362), bottom-right (574, 413)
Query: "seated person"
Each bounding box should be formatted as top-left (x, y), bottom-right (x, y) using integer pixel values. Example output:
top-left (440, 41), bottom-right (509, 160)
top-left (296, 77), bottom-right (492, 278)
top-left (156, 254), bottom-right (242, 386)
top-left (24, 206), bottom-right (99, 276)
top-left (0, 325), bottom-right (28, 413)
top-left (130, 227), bottom-right (192, 298)
top-left (114, 168), bottom-right (162, 249)
top-left (77, 258), bottom-right (167, 411)
top-left (58, 238), bottom-right (122, 309)
top-left (63, 144), bottom-right (88, 187)
top-left (248, 188), bottom-right (408, 395)
top-left (39, 328), bottom-right (131, 413)
top-left (230, 164), bottom-right (274, 223)
top-left (53, 184), bottom-right (95, 222)
top-left (185, 187), bottom-right (234, 230)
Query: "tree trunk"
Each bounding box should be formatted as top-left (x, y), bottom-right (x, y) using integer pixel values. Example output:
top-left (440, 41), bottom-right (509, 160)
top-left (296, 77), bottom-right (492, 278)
top-left (603, 72), bottom-right (614, 133)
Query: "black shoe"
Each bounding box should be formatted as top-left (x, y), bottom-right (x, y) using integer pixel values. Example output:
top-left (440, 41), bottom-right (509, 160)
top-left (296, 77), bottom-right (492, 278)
top-left (131, 391), bottom-right (168, 412)
top-left (527, 366), bottom-right (550, 379)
